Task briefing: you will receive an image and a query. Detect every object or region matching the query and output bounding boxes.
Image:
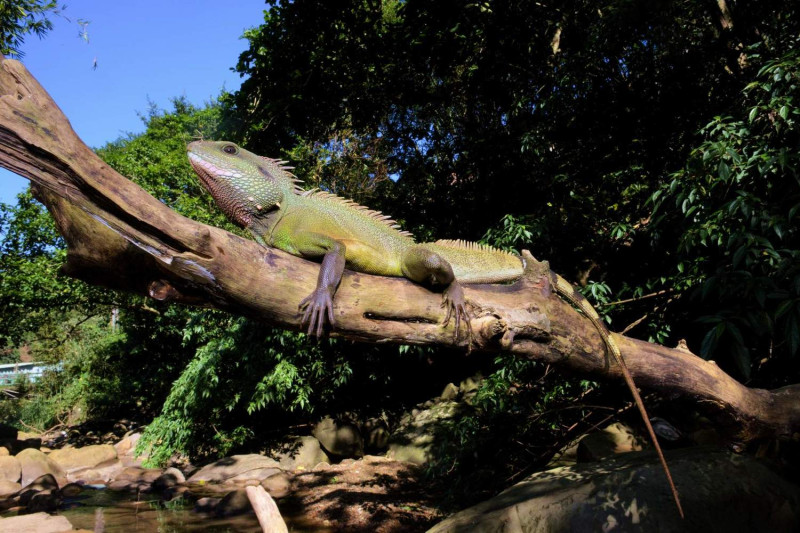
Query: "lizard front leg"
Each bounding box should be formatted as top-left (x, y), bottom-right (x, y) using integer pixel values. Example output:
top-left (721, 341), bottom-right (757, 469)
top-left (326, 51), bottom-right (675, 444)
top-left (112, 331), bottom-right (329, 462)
top-left (296, 235), bottom-right (346, 337)
top-left (401, 245), bottom-right (472, 342)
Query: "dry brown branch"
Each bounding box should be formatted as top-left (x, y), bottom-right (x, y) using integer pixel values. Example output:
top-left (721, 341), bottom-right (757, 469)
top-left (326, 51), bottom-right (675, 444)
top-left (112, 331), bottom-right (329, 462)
top-left (1, 56), bottom-right (799, 442)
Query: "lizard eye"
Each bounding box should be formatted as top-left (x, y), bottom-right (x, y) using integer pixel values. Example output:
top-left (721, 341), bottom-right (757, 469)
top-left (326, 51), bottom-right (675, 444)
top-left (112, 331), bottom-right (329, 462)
top-left (222, 144), bottom-right (238, 155)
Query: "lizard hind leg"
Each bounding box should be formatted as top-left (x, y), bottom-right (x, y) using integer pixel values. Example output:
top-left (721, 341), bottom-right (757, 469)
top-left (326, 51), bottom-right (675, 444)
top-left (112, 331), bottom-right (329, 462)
top-left (401, 245), bottom-right (473, 342)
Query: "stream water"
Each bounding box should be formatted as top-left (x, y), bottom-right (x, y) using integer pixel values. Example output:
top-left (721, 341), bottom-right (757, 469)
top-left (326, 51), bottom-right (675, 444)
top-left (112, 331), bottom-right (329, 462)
top-left (15, 488), bottom-right (265, 532)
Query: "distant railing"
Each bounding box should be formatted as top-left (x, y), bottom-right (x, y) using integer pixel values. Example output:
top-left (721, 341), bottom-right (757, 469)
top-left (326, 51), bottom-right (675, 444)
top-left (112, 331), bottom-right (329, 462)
top-left (0, 362), bottom-right (61, 386)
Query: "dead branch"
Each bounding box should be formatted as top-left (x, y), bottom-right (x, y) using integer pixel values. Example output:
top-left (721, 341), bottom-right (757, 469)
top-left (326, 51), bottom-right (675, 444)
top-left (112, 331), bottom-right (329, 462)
top-left (1, 56), bottom-right (798, 442)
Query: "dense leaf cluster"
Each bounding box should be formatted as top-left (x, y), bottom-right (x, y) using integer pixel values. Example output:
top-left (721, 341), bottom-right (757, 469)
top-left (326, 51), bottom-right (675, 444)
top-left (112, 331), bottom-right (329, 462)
top-left (2, 0), bottom-right (800, 487)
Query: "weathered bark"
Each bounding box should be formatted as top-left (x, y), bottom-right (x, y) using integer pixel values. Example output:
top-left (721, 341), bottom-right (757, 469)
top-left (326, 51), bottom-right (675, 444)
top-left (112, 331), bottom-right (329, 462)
top-left (1, 56), bottom-right (798, 442)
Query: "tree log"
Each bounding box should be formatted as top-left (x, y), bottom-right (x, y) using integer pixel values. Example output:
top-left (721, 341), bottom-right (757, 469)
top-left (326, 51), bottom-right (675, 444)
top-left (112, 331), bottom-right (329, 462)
top-left (1, 56), bottom-right (798, 442)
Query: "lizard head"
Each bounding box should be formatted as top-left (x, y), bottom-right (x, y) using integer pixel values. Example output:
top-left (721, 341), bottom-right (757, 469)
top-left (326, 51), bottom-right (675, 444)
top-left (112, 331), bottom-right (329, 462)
top-left (187, 140), bottom-right (291, 227)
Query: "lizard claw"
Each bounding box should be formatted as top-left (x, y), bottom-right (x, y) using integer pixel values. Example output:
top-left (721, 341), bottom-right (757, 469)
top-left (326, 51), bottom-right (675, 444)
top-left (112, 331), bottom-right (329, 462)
top-left (442, 282), bottom-right (473, 344)
top-left (299, 288), bottom-right (335, 337)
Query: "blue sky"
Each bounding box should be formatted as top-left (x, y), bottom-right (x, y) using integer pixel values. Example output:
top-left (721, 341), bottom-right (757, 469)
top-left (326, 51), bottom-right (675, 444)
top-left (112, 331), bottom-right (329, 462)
top-left (0, 0), bottom-right (267, 205)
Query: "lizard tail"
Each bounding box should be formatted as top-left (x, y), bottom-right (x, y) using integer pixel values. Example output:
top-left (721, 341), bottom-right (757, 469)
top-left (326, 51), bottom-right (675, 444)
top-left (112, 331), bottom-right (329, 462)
top-left (418, 240), bottom-right (523, 283)
top-left (553, 275), bottom-right (684, 519)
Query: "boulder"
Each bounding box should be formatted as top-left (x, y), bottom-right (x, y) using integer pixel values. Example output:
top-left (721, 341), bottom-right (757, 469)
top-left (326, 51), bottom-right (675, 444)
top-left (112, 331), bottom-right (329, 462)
top-left (313, 417), bottom-right (364, 458)
top-left (363, 418), bottom-right (390, 452)
top-left (0, 423), bottom-right (17, 440)
top-left (152, 467), bottom-right (186, 492)
top-left (49, 444), bottom-right (117, 471)
top-left (61, 482), bottom-right (83, 497)
top-left (16, 448), bottom-right (65, 488)
top-left (26, 488), bottom-right (61, 513)
top-left (261, 472), bottom-right (291, 499)
top-left (114, 431), bottom-right (142, 456)
top-left (0, 455), bottom-right (21, 483)
top-left (215, 489), bottom-right (253, 517)
top-left (0, 479), bottom-right (20, 497)
top-left (66, 459), bottom-right (123, 483)
top-left (0, 446), bottom-right (9, 456)
top-left (428, 448), bottom-right (800, 533)
top-left (576, 422), bottom-right (644, 462)
top-left (194, 496), bottom-right (221, 513)
top-left (115, 466), bottom-right (163, 483)
top-left (273, 436), bottom-right (330, 471)
top-left (387, 401), bottom-right (464, 465)
top-left (188, 454), bottom-right (282, 483)
top-left (440, 383), bottom-right (459, 401)
top-left (0, 512), bottom-right (74, 533)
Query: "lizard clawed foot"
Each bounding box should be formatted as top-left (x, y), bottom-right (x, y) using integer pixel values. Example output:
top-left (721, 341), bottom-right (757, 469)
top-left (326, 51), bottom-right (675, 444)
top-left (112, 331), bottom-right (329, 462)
top-left (442, 282), bottom-right (473, 344)
top-left (299, 288), bottom-right (335, 337)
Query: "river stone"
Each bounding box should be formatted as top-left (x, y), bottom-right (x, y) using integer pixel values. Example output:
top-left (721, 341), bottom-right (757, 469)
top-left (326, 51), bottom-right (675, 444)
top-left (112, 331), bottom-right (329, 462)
top-left (273, 436), bottom-right (330, 471)
top-left (194, 496), bottom-right (221, 513)
top-left (66, 458), bottom-right (123, 483)
top-left (0, 511), bottom-right (74, 533)
top-left (188, 454), bottom-right (282, 483)
top-left (0, 479), bottom-right (20, 497)
top-left (313, 417), bottom-right (364, 458)
top-left (0, 423), bottom-right (17, 440)
top-left (576, 422), bottom-right (644, 462)
top-left (428, 448), bottom-right (800, 533)
top-left (261, 472), bottom-right (291, 499)
top-left (49, 444), bottom-right (117, 471)
top-left (61, 482), bottom-right (83, 497)
top-left (115, 466), bottom-right (163, 483)
top-left (16, 449), bottom-right (65, 488)
top-left (0, 455), bottom-right (21, 483)
top-left (152, 467), bottom-right (186, 492)
top-left (215, 489), bottom-right (253, 517)
top-left (26, 488), bottom-right (61, 513)
top-left (387, 401), bottom-right (464, 465)
top-left (114, 432), bottom-right (142, 456)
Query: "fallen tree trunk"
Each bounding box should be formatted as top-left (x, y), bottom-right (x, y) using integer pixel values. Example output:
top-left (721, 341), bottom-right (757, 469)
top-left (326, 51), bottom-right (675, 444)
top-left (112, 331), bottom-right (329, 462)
top-left (1, 56), bottom-right (798, 442)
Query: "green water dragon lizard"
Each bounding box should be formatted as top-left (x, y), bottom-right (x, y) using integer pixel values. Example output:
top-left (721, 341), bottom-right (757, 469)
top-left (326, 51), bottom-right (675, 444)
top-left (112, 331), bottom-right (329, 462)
top-left (187, 140), bottom-right (683, 517)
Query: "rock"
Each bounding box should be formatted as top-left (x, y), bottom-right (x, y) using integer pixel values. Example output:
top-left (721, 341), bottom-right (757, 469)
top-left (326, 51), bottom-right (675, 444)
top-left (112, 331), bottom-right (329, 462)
top-left (115, 466), bottom-right (163, 483)
top-left (215, 489), bottom-right (253, 517)
top-left (0, 446), bottom-right (9, 456)
top-left (61, 482), bottom-right (83, 497)
top-left (576, 422), bottom-right (644, 462)
top-left (66, 459), bottom-right (123, 484)
top-left (16, 450), bottom-right (65, 488)
top-left (194, 496), bottom-right (221, 513)
top-left (0, 423), bottom-right (17, 440)
top-left (114, 432), bottom-right (142, 456)
top-left (363, 419), bottom-right (390, 452)
top-left (0, 512), bottom-right (74, 533)
top-left (273, 436), bottom-right (330, 471)
top-left (152, 467), bottom-right (185, 492)
top-left (386, 401), bottom-right (464, 465)
top-left (261, 472), bottom-right (291, 499)
top-left (0, 455), bottom-right (21, 483)
top-left (188, 454), bottom-right (282, 483)
top-left (313, 417), bottom-right (364, 458)
top-left (49, 444), bottom-right (117, 471)
top-left (22, 473), bottom-right (59, 492)
top-left (428, 448), bottom-right (800, 533)
top-left (440, 382), bottom-right (459, 401)
top-left (26, 488), bottom-right (61, 513)
top-left (0, 479), bottom-right (20, 497)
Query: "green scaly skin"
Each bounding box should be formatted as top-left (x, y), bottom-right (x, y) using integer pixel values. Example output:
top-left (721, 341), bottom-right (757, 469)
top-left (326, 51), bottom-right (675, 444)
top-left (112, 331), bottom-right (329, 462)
top-left (187, 140), bottom-right (682, 516)
top-left (187, 140), bottom-right (522, 338)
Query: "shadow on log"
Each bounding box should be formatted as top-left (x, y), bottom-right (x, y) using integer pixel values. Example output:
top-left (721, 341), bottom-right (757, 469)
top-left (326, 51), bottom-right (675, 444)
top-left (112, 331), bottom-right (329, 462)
top-left (1, 56), bottom-right (798, 442)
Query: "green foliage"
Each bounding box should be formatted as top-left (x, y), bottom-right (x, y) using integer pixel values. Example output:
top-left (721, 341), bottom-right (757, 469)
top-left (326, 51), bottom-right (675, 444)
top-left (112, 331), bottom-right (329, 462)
top-left (652, 44), bottom-right (800, 381)
top-left (137, 316), bottom-right (354, 465)
top-left (0, 0), bottom-right (59, 57)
